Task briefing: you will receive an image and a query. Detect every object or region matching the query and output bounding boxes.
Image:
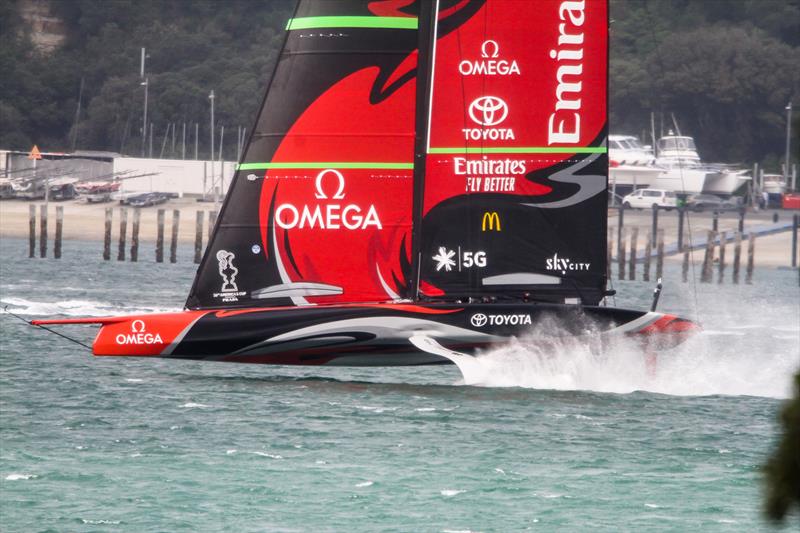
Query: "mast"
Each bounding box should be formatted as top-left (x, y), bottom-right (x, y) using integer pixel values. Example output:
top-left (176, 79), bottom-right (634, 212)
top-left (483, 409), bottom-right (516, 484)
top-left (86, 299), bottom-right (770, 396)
top-left (409, 0), bottom-right (439, 301)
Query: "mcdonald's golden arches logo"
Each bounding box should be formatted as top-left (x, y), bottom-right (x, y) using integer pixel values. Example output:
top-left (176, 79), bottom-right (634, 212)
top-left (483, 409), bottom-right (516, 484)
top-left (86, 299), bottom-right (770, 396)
top-left (481, 211), bottom-right (501, 231)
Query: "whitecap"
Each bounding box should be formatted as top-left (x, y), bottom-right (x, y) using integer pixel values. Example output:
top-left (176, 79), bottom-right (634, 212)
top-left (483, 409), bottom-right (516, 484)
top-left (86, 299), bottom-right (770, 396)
top-left (0, 296), bottom-right (178, 317)
top-left (125, 378), bottom-right (144, 383)
top-left (180, 402), bottom-right (209, 408)
top-left (355, 481), bottom-right (373, 487)
top-left (644, 503), bottom-right (662, 508)
top-left (253, 452), bottom-right (283, 459)
top-left (226, 449), bottom-right (237, 455)
top-left (81, 519), bottom-right (121, 525)
top-left (5, 473), bottom-right (37, 480)
top-left (536, 491), bottom-right (564, 499)
top-left (440, 489), bottom-right (465, 497)
top-left (415, 407), bottom-right (436, 412)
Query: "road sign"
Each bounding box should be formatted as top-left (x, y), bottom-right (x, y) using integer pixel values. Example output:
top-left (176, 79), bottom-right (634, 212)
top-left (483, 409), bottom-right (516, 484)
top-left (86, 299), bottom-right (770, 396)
top-left (28, 145), bottom-right (42, 160)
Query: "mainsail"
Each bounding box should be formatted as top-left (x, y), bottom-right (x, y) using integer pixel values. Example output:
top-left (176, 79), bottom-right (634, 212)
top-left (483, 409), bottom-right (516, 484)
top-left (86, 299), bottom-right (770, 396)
top-left (417, 0), bottom-right (608, 304)
top-left (187, 0), bottom-right (609, 310)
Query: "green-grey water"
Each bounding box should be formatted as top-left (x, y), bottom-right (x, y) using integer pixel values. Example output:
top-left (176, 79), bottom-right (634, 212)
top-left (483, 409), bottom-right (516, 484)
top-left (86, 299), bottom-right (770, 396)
top-left (1, 237), bottom-right (798, 531)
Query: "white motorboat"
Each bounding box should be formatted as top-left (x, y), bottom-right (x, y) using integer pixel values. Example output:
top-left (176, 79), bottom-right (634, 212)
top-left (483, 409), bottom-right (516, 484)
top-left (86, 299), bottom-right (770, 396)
top-left (650, 134), bottom-right (749, 195)
top-left (608, 135), bottom-right (663, 193)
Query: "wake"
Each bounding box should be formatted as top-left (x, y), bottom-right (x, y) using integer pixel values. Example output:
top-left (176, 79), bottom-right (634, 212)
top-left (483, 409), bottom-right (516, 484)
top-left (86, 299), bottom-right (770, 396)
top-left (449, 318), bottom-right (798, 399)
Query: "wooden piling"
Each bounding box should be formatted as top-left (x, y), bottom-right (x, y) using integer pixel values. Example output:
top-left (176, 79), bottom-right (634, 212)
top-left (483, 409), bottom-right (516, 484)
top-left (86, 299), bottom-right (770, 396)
top-left (39, 205), bottom-right (47, 258)
top-left (194, 210), bottom-right (204, 264)
top-left (717, 231), bottom-right (726, 283)
top-left (643, 232), bottom-right (652, 282)
top-left (628, 227), bottom-right (638, 281)
top-left (656, 229), bottom-right (665, 280)
top-left (607, 231), bottom-right (613, 280)
top-left (682, 245), bottom-right (690, 283)
top-left (618, 228), bottom-right (626, 280)
top-left (170, 209), bottom-right (180, 263)
top-left (155, 209), bottom-right (165, 263)
top-left (746, 233), bottom-right (755, 284)
top-left (208, 210), bottom-right (218, 240)
top-left (117, 208), bottom-right (128, 261)
top-left (792, 213), bottom-right (798, 268)
top-left (54, 206), bottom-right (63, 259)
top-left (103, 207), bottom-right (112, 260)
top-left (701, 230), bottom-right (715, 283)
top-left (130, 209), bottom-right (141, 262)
top-left (650, 206), bottom-right (659, 249)
top-left (28, 204), bottom-right (36, 258)
top-left (733, 231), bottom-right (742, 284)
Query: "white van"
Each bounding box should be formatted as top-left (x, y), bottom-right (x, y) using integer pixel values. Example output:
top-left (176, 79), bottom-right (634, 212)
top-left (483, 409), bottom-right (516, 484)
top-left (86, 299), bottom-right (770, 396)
top-left (622, 189), bottom-right (677, 210)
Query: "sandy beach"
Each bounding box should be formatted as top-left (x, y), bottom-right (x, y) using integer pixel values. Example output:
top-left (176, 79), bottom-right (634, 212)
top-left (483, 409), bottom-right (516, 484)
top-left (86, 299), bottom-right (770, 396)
top-left (1, 197), bottom-right (798, 268)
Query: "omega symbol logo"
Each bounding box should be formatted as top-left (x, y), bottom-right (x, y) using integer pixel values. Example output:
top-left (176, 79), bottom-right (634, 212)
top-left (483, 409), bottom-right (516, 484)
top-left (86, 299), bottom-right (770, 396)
top-left (468, 96), bottom-right (508, 127)
top-left (470, 313), bottom-right (488, 327)
top-left (481, 40), bottom-right (499, 58)
top-left (131, 319), bottom-right (146, 332)
top-left (315, 169), bottom-right (346, 200)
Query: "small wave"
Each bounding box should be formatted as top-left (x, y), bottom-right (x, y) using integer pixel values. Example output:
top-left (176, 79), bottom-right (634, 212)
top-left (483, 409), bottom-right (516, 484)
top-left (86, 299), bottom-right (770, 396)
top-left (252, 452), bottom-right (283, 459)
top-left (415, 407), bottom-right (437, 412)
top-left (81, 519), bottom-right (121, 525)
top-left (5, 473), bottom-right (37, 480)
top-left (440, 489), bottom-right (465, 497)
top-left (1, 297), bottom-right (178, 317)
top-left (644, 503), bottom-right (662, 509)
top-left (180, 402), bottom-right (209, 408)
top-left (125, 378), bottom-right (144, 383)
top-left (226, 449), bottom-right (237, 455)
top-left (535, 491), bottom-right (565, 499)
top-left (355, 481), bottom-right (373, 487)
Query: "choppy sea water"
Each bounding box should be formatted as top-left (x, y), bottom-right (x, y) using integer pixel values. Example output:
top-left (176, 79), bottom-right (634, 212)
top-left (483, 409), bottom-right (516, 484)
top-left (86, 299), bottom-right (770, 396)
top-left (1, 237), bottom-right (798, 532)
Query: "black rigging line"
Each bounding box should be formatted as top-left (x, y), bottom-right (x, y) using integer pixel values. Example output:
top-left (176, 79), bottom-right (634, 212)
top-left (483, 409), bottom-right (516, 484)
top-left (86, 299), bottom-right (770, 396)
top-left (2, 306), bottom-right (92, 351)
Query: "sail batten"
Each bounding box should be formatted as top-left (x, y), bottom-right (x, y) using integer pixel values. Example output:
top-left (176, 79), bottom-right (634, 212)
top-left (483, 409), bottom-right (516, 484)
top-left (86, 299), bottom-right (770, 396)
top-left (287, 16), bottom-right (419, 30)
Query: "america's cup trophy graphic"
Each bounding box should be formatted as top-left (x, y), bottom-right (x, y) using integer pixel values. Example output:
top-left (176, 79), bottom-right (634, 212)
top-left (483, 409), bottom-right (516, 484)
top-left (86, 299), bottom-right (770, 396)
top-left (216, 250), bottom-right (239, 293)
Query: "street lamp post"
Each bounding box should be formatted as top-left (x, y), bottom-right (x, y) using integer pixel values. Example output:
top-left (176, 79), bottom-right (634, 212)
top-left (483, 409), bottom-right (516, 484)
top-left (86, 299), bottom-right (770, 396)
top-left (141, 78), bottom-right (148, 157)
top-left (785, 102), bottom-right (792, 190)
top-left (209, 90), bottom-right (216, 203)
top-left (140, 47), bottom-right (149, 157)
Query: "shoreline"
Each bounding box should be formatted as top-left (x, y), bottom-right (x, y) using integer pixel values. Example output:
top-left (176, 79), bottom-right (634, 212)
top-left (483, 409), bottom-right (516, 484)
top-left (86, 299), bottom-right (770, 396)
top-left (1, 198), bottom-right (798, 267)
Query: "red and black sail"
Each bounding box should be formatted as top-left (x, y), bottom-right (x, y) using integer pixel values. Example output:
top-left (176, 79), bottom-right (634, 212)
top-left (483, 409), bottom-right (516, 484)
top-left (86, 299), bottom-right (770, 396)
top-left (187, 0), bottom-right (609, 310)
top-left (416, 0), bottom-right (608, 304)
top-left (187, 0), bottom-right (421, 309)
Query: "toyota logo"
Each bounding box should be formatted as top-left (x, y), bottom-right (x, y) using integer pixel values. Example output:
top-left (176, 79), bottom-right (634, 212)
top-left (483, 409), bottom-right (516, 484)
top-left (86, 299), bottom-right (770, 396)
top-left (470, 313), bottom-right (488, 327)
top-left (468, 96), bottom-right (508, 127)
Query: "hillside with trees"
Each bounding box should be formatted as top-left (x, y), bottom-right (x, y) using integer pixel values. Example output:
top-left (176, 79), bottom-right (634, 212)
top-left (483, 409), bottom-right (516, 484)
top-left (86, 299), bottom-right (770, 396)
top-left (1, 0), bottom-right (798, 168)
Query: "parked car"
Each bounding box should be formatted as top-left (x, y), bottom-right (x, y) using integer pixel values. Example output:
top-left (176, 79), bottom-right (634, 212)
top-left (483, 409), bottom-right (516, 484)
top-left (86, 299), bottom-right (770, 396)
top-left (685, 194), bottom-right (725, 212)
top-left (128, 192), bottom-right (170, 207)
top-left (621, 189), bottom-right (678, 210)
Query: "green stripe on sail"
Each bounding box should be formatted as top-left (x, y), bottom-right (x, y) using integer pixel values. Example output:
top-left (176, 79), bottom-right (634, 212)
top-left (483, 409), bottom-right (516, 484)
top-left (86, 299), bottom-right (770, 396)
top-left (428, 146), bottom-right (608, 154)
top-left (237, 162), bottom-right (414, 170)
top-left (286, 16), bottom-right (418, 31)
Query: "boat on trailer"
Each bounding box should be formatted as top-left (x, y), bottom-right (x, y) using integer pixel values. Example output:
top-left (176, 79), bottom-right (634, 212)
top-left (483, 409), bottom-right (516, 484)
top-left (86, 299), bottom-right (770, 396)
top-left (34, 0), bottom-right (698, 368)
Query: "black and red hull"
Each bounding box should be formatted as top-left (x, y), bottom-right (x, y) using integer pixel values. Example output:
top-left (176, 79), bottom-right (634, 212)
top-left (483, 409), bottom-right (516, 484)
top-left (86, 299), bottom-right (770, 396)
top-left (34, 303), bottom-right (698, 366)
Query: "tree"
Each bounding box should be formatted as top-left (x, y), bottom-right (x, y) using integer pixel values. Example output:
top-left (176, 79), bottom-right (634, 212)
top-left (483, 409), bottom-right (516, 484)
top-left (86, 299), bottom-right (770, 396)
top-left (764, 371), bottom-right (800, 524)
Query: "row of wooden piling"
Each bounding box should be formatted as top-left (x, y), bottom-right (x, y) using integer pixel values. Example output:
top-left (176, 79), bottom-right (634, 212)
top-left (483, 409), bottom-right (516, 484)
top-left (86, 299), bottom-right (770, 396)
top-left (609, 227), bottom-right (756, 284)
top-left (102, 207), bottom-right (217, 263)
top-left (28, 204), bottom-right (217, 263)
top-left (28, 204), bottom-right (64, 259)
